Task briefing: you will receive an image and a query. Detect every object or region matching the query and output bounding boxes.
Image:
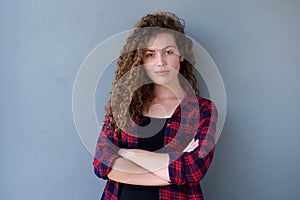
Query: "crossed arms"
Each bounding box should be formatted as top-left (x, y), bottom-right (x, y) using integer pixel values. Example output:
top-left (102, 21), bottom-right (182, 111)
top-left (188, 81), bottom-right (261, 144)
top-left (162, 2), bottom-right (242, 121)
top-left (93, 100), bottom-right (217, 186)
top-left (107, 139), bottom-right (199, 186)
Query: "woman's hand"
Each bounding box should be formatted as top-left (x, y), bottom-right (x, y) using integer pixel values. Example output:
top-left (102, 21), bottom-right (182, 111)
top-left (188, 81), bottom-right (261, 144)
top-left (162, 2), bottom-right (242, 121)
top-left (183, 139), bottom-right (199, 153)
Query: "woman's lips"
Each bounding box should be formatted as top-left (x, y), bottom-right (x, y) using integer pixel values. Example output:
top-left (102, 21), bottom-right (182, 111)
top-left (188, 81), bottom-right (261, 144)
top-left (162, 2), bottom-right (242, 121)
top-left (155, 70), bottom-right (169, 75)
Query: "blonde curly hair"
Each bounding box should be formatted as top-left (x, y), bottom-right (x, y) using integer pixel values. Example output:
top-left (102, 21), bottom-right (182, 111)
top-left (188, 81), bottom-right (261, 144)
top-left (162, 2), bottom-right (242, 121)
top-left (104, 12), bottom-right (199, 135)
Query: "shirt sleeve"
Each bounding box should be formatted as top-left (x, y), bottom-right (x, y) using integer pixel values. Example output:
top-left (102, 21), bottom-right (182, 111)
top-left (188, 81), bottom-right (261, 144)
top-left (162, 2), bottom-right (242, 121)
top-left (168, 100), bottom-right (218, 185)
top-left (93, 117), bottom-right (121, 180)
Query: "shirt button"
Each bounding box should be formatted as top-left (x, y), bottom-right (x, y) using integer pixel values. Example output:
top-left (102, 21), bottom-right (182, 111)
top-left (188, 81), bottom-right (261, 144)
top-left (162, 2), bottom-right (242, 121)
top-left (167, 123), bottom-right (171, 127)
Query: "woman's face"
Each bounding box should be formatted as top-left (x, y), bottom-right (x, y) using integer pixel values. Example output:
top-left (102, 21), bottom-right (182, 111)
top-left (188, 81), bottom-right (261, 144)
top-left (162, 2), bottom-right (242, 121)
top-left (142, 32), bottom-right (183, 86)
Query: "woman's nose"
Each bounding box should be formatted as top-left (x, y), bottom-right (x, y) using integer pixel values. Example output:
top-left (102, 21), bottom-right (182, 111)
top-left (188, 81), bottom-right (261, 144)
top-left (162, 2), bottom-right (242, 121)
top-left (156, 52), bottom-right (166, 66)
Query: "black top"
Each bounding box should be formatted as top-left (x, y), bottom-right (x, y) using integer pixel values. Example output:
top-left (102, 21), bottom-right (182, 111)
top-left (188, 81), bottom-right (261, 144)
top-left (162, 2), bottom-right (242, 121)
top-left (117, 115), bottom-right (168, 200)
top-left (137, 115), bottom-right (167, 152)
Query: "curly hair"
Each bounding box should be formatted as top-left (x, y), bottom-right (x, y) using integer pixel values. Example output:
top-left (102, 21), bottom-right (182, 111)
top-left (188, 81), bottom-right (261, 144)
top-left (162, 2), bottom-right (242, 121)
top-left (104, 11), bottom-right (199, 134)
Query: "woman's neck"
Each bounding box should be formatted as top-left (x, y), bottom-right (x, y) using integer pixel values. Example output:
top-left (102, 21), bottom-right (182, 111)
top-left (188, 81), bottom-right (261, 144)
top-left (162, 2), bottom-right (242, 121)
top-left (144, 83), bottom-right (185, 118)
top-left (153, 82), bottom-right (185, 100)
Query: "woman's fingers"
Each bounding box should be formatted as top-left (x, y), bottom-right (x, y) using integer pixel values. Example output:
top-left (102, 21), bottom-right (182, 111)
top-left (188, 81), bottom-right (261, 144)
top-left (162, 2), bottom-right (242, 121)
top-left (183, 139), bottom-right (199, 152)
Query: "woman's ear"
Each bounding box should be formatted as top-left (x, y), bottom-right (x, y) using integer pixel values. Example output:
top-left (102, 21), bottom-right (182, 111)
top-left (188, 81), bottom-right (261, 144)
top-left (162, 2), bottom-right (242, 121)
top-left (179, 56), bottom-right (184, 62)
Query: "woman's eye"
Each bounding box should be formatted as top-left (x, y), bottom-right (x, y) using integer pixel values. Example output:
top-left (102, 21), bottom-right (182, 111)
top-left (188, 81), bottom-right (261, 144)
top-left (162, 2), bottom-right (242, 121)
top-left (166, 50), bottom-right (174, 55)
top-left (145, 53), bottom-right (154, 58)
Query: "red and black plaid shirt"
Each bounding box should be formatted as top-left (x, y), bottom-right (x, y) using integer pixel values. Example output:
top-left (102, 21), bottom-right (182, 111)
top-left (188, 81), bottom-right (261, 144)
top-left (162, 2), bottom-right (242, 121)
top-left (93, 90), bottom-right (218, 200)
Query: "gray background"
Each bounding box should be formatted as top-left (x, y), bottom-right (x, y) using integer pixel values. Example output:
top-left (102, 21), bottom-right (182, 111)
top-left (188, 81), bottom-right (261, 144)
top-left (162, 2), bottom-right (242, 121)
top-left (1, 0), bottom-right (300, 199)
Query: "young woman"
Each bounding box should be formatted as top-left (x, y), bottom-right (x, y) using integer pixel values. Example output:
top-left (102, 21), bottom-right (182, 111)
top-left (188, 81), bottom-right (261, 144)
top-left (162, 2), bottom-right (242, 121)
top-left (93, 12), bottom-right (218, 200)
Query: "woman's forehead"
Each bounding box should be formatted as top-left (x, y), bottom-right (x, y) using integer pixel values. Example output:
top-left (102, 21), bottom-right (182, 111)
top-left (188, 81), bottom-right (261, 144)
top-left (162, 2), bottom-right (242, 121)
top-left (144, 32), bottom-right (177, 49)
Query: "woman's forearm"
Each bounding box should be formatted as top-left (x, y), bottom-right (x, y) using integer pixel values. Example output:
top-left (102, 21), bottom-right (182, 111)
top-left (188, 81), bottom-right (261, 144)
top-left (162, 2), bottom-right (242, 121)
top-left (117, 140), bottom-right (199, 182)
top-left (107, 157), bottom-right (170, 186)
top-left (118, 149), bottom-right (171, 182)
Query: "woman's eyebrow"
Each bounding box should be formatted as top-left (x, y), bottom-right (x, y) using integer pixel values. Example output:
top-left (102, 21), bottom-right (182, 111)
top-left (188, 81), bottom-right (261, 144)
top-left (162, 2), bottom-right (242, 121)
top-left (144, 45), bottom-right (177, 51)
top-left (163, 45), bottom-right (177, 50)
top-left (144, 49), bottom-right (155, 52)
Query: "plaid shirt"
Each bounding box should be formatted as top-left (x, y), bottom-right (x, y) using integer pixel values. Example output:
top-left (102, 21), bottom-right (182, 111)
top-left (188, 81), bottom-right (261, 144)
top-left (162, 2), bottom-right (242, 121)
top-left (93, 90), bottom-right (218, 200)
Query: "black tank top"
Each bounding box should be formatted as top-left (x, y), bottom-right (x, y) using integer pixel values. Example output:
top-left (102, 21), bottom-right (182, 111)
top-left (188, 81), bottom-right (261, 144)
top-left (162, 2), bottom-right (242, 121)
top-left (117, 115), bottom-right (168, 200)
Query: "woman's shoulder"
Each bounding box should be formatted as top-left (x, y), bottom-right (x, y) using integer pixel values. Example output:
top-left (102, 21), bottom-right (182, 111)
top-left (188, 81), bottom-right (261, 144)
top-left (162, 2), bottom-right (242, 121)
top-left (184, 87), bottom-right (214, 107)
top-left (196, 95), bottom-right (217, 111)
top-left (196, 95), bottom-right (212, 104)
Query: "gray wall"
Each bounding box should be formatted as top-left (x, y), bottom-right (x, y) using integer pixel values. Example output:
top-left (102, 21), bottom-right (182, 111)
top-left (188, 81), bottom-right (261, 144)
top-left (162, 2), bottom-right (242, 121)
top-left (1, 0), bottom-right (300, 199)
